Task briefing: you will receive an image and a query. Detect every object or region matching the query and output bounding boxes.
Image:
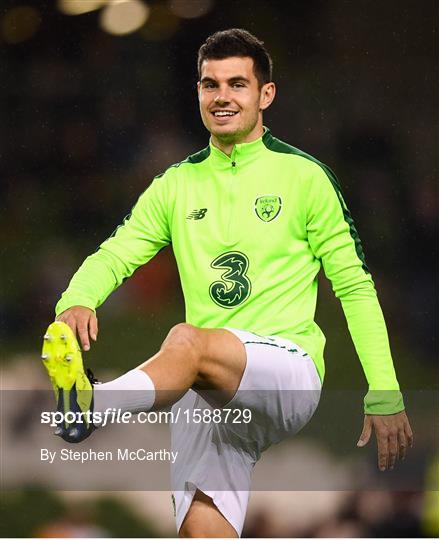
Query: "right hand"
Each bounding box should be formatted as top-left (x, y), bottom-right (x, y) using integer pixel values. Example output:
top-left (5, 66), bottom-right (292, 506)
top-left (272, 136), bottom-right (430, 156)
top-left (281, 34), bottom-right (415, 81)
top-left (56, 306), bottom-right (98, 352)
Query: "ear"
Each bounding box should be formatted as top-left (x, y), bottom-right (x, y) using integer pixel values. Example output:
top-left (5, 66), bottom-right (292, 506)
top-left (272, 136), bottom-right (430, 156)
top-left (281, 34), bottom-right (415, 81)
top-left (260, 82), bottom-right (276, 111)
top-left (197, 81), bottom-right (201, 101)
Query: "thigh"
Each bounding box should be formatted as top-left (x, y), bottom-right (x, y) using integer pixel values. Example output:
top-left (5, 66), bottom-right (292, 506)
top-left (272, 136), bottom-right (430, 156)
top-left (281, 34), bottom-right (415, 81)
top-left (222, 329), bottom-right (322, 453)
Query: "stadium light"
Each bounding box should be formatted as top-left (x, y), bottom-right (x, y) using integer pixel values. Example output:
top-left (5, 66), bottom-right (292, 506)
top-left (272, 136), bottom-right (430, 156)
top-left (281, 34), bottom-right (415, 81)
top-left (57, 0), bottom-right (109, 16)
top-left (1, 5), bottom-right (41, 44)
top-left (100, 0), bottom-right (150, 36)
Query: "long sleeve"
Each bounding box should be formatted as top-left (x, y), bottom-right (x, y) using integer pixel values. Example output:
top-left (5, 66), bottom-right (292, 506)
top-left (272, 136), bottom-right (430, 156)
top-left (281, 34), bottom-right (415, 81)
top-left (306, 162), bottom-right (404, 414)
top-left (55, 174), bottom-right (172, 316)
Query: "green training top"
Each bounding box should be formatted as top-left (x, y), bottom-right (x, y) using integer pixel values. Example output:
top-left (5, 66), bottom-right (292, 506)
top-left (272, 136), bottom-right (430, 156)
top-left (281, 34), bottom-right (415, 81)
top-left (56, 128), bottom-right (404, 414)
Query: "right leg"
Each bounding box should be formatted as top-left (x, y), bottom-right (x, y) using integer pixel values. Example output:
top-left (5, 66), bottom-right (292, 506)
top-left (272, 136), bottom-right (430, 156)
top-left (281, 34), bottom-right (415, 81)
top-left (178, 490), bottom-right (238, 538)
top-left (171, 329), bottom-right (322, 538)
top-left (170, 387), bottom-right (253, 539)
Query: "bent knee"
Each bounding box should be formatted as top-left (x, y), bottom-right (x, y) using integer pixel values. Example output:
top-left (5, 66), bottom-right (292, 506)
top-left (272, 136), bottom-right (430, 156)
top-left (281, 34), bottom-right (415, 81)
top-left (178, 522), bottom-right (196, 538)
top-left (162, 323), bottom-right (203, 353)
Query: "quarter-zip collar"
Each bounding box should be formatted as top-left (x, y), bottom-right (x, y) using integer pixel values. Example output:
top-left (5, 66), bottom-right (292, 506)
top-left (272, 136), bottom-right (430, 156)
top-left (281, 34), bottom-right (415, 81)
top-left (209, 127), bottom-right (271, 170)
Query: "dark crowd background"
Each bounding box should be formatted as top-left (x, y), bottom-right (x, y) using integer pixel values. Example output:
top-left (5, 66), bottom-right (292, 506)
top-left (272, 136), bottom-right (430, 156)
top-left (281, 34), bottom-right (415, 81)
top-left (1, 0), bottom-right (438, 537)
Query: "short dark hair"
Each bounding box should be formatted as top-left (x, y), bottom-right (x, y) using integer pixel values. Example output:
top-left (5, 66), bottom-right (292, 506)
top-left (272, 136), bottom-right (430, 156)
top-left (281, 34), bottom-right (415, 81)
top-left (197, 28), bottom-right (273, 87)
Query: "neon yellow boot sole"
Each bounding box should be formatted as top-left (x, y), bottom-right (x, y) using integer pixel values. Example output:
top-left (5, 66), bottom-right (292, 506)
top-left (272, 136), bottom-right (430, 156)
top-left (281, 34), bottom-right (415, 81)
top-left (41, 321), bottom-right (95, 442)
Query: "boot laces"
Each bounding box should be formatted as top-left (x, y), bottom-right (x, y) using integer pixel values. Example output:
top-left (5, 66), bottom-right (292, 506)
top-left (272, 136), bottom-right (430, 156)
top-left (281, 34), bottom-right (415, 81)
top-left (86, 368), bottom-right (101, 385)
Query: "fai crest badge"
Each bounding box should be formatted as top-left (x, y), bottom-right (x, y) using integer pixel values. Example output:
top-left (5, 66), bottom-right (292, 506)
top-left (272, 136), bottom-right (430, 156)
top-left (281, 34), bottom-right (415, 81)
top-left (254, 195), bottom-right (282, 222)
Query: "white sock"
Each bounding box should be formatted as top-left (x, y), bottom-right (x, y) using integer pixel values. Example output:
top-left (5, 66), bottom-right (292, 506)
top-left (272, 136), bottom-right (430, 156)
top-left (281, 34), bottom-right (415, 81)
top-left (93, 369), bottom-right (155, 425)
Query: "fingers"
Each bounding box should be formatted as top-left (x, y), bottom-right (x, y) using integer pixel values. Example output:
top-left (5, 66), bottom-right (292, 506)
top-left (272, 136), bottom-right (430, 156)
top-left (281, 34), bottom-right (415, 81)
top-left (56, 312), bottom-right (77, 338)
top-left (387, 427), bottom-right (398, 470)
top-left (376, 429), bottom-right (389, 471)
top-left (396, 413), bottom-right (414, 462)
top-left (405, 417), bottom-right (414, 448)
top-left (369, 411), bottom-right (414, 472)
top-left (89, 314), bottom-right (98, 342)
top-left (55, 306), bottom-right (96, 351)
top-left (77, 320), bottom-right (90, 351)
top-left (357, 415), bottom-right (372, 447)
top-left (397, 429), bottom-right (407, 461)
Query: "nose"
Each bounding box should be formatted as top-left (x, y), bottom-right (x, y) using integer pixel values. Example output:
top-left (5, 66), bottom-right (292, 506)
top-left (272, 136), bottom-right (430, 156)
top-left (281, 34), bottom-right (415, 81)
top-left (214, 87), bottom-right (231, 105)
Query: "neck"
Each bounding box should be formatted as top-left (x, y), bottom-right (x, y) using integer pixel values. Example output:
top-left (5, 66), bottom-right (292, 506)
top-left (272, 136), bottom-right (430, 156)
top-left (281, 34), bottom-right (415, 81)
top-left (210, 123), bottom-right (264, 157)
top-left (210, 138), bottom-right (234, 157)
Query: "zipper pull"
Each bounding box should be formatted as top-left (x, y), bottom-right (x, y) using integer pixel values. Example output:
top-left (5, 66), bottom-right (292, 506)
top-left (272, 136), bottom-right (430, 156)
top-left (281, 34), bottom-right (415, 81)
top-left (231, 161), bottom-right (236, 167)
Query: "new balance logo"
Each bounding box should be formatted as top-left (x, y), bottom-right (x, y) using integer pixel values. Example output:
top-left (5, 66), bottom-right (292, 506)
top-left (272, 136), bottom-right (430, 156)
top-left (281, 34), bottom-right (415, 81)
top-left (187, 208), bottom-right (208, 220)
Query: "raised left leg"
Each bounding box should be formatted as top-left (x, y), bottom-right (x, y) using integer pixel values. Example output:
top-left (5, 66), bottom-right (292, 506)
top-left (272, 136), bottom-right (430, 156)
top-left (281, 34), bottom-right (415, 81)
top-left (41, 321), bottom-right (247, 441)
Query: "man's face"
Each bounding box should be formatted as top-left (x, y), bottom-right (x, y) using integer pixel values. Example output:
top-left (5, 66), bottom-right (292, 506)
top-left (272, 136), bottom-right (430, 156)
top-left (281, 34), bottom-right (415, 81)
top-left (198, 56), bottom-right (274, 146)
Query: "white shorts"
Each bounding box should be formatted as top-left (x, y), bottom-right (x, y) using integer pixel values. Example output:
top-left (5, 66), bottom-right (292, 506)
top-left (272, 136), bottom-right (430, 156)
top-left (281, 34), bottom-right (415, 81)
top-left (170, 328), bottom-right (322, 536)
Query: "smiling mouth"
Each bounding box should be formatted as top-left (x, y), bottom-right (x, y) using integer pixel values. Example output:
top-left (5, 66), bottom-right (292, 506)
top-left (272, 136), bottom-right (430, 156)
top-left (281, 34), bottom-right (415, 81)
top-left (211, 110), bottom-right (238, 117)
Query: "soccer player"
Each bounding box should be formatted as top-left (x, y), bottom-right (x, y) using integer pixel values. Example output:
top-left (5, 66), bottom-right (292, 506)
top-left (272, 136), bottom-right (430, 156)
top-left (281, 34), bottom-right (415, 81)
top-left (42, 29), bottom-right (413, 537)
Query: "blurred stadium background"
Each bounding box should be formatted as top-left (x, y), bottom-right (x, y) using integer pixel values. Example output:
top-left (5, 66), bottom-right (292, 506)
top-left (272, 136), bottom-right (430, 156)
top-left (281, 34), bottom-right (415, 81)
top-left (1, 0), bottom-right (438, 537)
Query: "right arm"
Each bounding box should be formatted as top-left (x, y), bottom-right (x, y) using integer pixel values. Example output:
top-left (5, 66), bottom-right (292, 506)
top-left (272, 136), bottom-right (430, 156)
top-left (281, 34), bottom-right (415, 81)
top-left (56, 174), bottom-right (173, 349)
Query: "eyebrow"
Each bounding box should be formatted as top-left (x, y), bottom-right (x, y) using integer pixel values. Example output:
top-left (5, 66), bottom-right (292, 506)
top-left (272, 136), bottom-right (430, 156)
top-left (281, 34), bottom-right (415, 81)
top-left (200, 76), bottom-right (250, 84)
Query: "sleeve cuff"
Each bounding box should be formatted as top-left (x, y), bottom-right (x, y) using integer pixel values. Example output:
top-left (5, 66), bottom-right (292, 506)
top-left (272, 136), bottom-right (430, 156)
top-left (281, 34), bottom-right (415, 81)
top-left (55, 295), bottom-right (96, 317)
top-left (364, 390), bottom-right (405, 415)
